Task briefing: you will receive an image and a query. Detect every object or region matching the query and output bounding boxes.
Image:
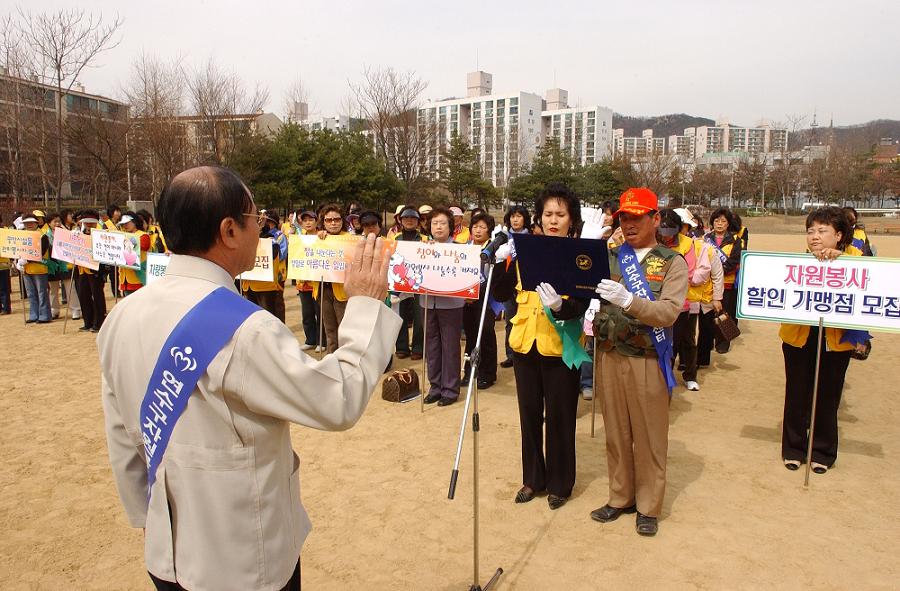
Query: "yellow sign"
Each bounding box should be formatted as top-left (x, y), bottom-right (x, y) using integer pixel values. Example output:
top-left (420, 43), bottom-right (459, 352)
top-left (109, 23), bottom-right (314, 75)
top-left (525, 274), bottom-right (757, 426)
top-left (0, 229), bottom-right (43, 261)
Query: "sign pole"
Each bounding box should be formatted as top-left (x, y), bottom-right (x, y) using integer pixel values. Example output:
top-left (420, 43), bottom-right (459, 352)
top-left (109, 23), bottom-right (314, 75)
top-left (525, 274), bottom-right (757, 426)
top-left (62, 267), bottom-right (75, 334)
top-left (318, 277), bottom-right (325, 359)
top-left (19, 271), bottom-right (28, 324)
top-left (803, 316), bottom-right (826, 489)
top-left (420, 294), bottom-right (428, 414)
top-left (591, 337), bottom-right (598, 438)
top-left (113, 266), bottom-right (119, 303)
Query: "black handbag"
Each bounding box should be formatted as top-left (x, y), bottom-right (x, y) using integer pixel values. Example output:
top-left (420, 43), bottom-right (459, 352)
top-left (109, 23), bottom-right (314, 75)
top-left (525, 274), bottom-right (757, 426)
top-left (713, 312), bottom-right (741, 343)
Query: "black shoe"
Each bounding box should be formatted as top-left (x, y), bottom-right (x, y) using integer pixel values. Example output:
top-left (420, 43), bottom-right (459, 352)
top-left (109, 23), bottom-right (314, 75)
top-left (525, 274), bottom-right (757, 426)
top-left (460, 375), bottom-right (470, 387)
top-left (395, 351), bottom-right (410, 359)
top-left (500, 359), bottom-right (514, 368)
top-left (677, 363), bottom-right (686, 371)
top-left (37, 319), bottom-right (52, 324)
top-left (25, 319), bottom-right (37, 324)
top-left (89, 327), bottom-right (100, 333)
top-left (424, 392), bottom-right (442, 404)
top-left (437, 397), bottom-right (457, 407)
top-left (590, 504), bottom-right (637, 523)
top-left (514, 486), bottom-right (537, 503)
top-left (636, 512), bottom-right (658, 536)
top-left (477, 378), bottom-right (494, 390)
top-left (548, 495), bottom-right (568, 510)
top-left (715, 343), bottom-right (730, 354)
top-left (78, 326), bottom-right (91, 332)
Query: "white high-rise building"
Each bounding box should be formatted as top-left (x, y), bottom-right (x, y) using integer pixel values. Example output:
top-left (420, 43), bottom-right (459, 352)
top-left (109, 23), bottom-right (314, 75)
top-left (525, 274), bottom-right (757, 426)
top-left (694, 120), bottom-right (789, 156)
top-left (418, 72), bottom-right (613, 187)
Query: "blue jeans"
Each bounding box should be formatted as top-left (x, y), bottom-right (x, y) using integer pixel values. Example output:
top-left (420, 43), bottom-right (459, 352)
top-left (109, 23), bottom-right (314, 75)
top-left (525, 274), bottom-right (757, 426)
top-left (23, 273), bottom-right (51, 321)
top-left (580, 336), bottom-right (594, 391)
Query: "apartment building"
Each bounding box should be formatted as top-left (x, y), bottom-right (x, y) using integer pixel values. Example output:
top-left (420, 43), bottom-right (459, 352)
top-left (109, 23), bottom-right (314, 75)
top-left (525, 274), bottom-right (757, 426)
top-left (613, 128), bottom-right (665, 158)
top-left (694, 120), bottom-right (788, 156)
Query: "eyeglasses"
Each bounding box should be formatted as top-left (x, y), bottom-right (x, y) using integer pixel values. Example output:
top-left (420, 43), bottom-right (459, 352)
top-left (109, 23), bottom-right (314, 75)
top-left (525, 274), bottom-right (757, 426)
top-left (323, 217), bottom-right (343, 223)
top-left (242, 211), bottom-right (267, 228)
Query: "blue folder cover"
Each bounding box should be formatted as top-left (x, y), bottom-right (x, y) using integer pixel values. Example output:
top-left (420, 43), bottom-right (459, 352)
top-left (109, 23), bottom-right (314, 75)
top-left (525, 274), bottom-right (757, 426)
top-left (511, 233), bottom-right (610, 298)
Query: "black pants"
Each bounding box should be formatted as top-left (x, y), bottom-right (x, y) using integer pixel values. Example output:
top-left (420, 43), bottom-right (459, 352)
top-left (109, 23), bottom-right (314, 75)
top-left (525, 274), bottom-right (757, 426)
top-left (75, 272), bottom-right (106, 330)
top-left (462, 302), bottom-right (497, 383)
top-left (395, 297), bottom-right (423, 355)
top-left (781, 327), bottom-right (851, 467)
top-left (673, 311), bottom-right (698, 381)
top-left (512, 344), bottom-right (580, 497)
top-left (247, 289), bottom-right (286, 323)
top-left (299, 290), bottom-right (321, 346)
top-left (697, 310), bottom-right (715, 366)
top-left (151, 561), bottom-right (301, 591)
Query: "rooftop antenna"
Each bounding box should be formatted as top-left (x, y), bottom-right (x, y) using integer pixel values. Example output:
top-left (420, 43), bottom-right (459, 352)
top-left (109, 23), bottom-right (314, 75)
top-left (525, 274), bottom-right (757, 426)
top-left (476, 49), bottom-right (479, 71)
top-left (810, 108), bottom-right (819, 145)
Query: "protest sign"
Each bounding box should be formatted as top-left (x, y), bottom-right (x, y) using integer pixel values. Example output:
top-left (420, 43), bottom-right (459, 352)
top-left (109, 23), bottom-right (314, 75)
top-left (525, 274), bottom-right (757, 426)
top-left (240, 237), bottom-right (275, 282)
top-left (387, 241), bottom-right (482, 298)
top-left (51, 226), bottom-right (99, 270)
top-left (0, 228), bottom-right (43, 261)
top-left (146, 252), bottom-right (171, 285)
top-left (91, 229), bottom-right (142, 270)
top-left (737, 251), bottom-right (900, 333)
top-left (287, 234), bottom-right (361, 283)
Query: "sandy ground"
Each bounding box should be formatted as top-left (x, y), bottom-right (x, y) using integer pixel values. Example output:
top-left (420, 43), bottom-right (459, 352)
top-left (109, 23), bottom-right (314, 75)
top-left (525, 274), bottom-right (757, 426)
top-left (2, 233), bottom-right (899, 591)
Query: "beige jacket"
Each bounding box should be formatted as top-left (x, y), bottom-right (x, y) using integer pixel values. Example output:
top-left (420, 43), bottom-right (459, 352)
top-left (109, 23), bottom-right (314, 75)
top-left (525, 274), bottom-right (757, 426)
top-left (99, 255), bottom-right (401, 591)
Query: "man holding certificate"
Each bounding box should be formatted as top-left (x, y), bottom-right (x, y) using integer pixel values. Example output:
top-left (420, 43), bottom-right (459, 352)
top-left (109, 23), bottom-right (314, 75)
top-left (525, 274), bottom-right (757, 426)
top-left (590, 188), bottom-right (688, 537)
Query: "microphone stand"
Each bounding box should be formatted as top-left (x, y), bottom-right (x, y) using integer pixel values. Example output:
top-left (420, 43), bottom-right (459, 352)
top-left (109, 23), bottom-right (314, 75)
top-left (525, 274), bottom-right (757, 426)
top-left (448, 258), bottom-right (503, 591)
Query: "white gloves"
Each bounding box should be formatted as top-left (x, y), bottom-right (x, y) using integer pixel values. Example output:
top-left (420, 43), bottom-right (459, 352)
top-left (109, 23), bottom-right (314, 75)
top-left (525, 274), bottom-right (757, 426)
top-left (595, 279), bottom-right (634, 309)
top-left (580, 208), bottom-right (611, 240)
top-left (491, 224), bottom-right (507, 240)
top-left (15, 258), bottom-right (26, 272)
top-left (494, 243), bottom-right (512, 262)
top-left (536, 282), bottom-right (562, 312)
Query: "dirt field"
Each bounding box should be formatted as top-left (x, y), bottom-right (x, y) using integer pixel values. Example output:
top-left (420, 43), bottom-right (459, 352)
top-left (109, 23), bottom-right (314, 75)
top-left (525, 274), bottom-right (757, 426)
top-left (2, 233), bottom-right (899, 591)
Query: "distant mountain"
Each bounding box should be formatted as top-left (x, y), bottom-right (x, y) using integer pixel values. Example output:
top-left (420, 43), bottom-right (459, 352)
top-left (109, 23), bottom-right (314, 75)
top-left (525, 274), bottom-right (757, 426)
top-left (789, 119), bottom-right (900, 152)
top-left (611, 113), bottom-right (715, 138)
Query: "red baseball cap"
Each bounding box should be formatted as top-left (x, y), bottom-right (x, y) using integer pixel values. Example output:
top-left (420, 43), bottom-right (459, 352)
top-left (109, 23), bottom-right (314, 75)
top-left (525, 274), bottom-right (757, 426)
top-left (613, 188), bottom-right (659, 218)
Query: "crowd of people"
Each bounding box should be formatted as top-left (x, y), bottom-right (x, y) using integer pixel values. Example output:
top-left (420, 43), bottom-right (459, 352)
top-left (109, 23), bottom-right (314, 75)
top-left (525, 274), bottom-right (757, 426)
top-left (3, 178), bottom-right (876, 542)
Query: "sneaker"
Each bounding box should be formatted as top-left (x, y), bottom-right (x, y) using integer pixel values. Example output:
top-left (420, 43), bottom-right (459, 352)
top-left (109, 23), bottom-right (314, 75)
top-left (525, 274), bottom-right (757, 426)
top-left (315, 346), bottom-right (324, 352)
top-left (300, 343), bottom-right (314, 351)
top-left (71, 313), bottom-right (82, 320)
top-left (581, 388), bottom-right (593, 400)
top-left (685, 381), bottom-right (700, 391)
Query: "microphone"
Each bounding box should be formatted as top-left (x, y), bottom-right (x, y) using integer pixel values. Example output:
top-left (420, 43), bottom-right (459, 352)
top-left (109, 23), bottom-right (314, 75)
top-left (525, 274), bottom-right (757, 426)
top-left (480, 231), bottom-right (509, 262)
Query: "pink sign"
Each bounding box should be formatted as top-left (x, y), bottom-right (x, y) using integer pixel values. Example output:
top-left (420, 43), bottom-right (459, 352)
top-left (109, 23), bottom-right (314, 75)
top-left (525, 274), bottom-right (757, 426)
top-left (51, 226), bottom-right (99, 270)
top-left (387, 241), bottom-right (481, 299)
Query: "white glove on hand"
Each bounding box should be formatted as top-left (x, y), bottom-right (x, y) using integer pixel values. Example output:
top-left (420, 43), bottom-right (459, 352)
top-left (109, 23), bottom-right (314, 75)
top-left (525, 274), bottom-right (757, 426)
top-left (494, 243), bottom-right (512, 263)
top-left (580, 208), bottom-right (609, 240)
top-left (491, 224), bottom-right (507, 240)
top-left (595, 279), bottom-right (634, 309)
top-left (536, 282), bottom-right (563, 312)
top-left (15, 258), bottom-right (26, 272)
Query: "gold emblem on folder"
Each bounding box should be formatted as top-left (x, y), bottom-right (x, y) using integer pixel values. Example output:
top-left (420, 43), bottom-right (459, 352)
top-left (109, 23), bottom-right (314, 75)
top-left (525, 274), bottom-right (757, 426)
top-left (576, 254), bottom-right (593, 270)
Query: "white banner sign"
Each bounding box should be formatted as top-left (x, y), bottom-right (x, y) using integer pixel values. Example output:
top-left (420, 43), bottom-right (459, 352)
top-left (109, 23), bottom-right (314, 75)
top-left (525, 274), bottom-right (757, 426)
top-left (239, 238), bottom-right (275, 282)
top-left (91, 229), bottom-right (142, 270)
top-left (146, 252), bottom-right (171, 285)
top-left (737, 251), bottom-right (900, 333)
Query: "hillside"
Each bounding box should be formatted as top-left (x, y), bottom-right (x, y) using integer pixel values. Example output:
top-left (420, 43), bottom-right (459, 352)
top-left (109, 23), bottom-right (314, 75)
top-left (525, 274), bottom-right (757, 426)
top-left (611, 113), bottom-right (715, 138)
top-left (789, 119), bottom-right (900, 152)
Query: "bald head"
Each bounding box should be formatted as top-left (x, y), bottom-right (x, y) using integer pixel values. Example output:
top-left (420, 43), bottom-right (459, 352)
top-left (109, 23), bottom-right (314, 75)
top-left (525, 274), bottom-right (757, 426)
top-left (158, 165), bottom-right (253, 255)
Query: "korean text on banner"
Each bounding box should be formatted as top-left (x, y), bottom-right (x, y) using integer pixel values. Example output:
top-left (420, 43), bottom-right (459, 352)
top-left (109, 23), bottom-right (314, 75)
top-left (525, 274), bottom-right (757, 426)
top-left (387, 241), bottom-right (482, 299)
top-left (737, 251), bottom-right (900, 333)
top-left (239, 237), bottom-right (275, 282)
top-left (51, 226), bottom-right (99, 270)
top-left (91, 229), bottom-right (142, 270)
top-left (146, 252), bottom-right (171, 285)
top-left (0, 228), bottom-right (43, 262)
top-left (287, 234), bottom-right (361, 283)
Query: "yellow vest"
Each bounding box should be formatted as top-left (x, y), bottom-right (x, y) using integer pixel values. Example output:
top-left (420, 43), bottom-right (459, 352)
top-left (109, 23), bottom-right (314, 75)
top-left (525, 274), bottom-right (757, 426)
top-left (24, 233), bottom-right (50, 275)
top-left (779, 324), bottom-right (854, 352)
top-left (508, 269), bottom-right (565, 357)
top-left (672, 234), bottom-right (713, 304)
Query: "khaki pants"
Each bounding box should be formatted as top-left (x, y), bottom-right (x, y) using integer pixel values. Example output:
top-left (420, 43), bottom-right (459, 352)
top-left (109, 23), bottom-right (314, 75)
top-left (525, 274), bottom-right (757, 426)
top-left (321, 284), bottom-right (347, 354)
top-left (597, 350), bottom-right (670, 517)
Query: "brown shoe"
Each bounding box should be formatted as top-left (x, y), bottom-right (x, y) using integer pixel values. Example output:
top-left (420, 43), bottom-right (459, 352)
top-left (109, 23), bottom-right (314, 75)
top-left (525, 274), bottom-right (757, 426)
top-left (410, 352), bottom-right (422, 360)
top-left (396, 351), bottom-right (410, 359)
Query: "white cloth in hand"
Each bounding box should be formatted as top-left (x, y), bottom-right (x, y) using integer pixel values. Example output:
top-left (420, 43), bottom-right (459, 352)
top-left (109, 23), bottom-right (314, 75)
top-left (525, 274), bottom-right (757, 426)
top-left (15, 258), bottom-right (26, 272)
top-left (491, 224), bottom-right (507, 240)
top-left (536, 282), bottom-right (562, 312)
top-left (595, 279), bottom-right (634, 309)
top-left (494, 243), bottom-right (512, 263)
top-left (580, 208), bottom-right (610, 240)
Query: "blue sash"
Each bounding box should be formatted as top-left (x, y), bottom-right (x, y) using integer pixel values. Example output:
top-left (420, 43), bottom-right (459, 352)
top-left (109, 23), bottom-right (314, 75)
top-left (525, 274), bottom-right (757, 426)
top-left (140, 287), bottom-right (259, 497)
top-left (704, 234), bottom-right (729, 265)
top-left (617, 243), bottom-right (677, 395)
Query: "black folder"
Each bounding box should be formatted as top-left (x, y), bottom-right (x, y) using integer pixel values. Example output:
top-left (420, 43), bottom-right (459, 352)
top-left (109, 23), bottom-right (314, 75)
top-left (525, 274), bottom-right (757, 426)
top-left (511, 233), bottom-right (610, 299)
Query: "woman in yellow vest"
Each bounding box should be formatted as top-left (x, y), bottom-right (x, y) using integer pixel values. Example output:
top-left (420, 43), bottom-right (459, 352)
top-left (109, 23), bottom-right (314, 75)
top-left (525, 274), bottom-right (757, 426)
top-left (493, 183), bottom-right (589, 510)
top-left (704, 207), bottom-right (742, 353)
top-left (117, 212), bottom-right (151, 296)
top-left (18, 214), bottom-right (53, 322)
top-left (295, 210), bottom-right (323, 351)
top-left (73, 209), bottom-right (108, 332)
top-left (314, 203), bottom-right (350, 354)
top-left (240, 212), bottom-right (289, 323)
top-left (780, 206), bottom-right (869, 474)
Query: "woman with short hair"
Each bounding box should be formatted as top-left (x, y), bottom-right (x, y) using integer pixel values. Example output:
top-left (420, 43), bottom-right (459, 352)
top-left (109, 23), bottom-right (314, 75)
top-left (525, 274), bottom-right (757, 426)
top-left (780, 207), bottom-right (869, 474)
top-left (499, 205), bottom-right (532, 368)
top-left (313, 203), bottom-right (350, 353)
top-left (703, 207), bottom-right (742, 353)
top-left (462, 212), bottom-right (498, 389)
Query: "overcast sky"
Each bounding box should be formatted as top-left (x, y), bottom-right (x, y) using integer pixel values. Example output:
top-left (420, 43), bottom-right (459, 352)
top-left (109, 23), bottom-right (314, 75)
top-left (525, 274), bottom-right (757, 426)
top-left (18, 0), bottom-right (900, 127)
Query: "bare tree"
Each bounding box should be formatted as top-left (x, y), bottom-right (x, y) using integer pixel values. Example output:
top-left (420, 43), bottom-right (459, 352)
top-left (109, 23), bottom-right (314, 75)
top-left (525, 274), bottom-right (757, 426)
top-left (350, 66), bottom-right (429, 196)
top-left (185, 58), bottom-right (269, 165)
top-left (282, 77), bottom-right (309, 123)
top-left (19, 8), bottom-right (122, 210)
top-left (124, 53), bottom-right (189, 200)
top-left (66, 102), bottom-right (130, 205)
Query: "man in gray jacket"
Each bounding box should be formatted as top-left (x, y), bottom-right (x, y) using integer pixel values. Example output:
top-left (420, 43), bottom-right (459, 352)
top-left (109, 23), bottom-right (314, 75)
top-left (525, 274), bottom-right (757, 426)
top-left (99, 166), bottom-right (400, 591)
